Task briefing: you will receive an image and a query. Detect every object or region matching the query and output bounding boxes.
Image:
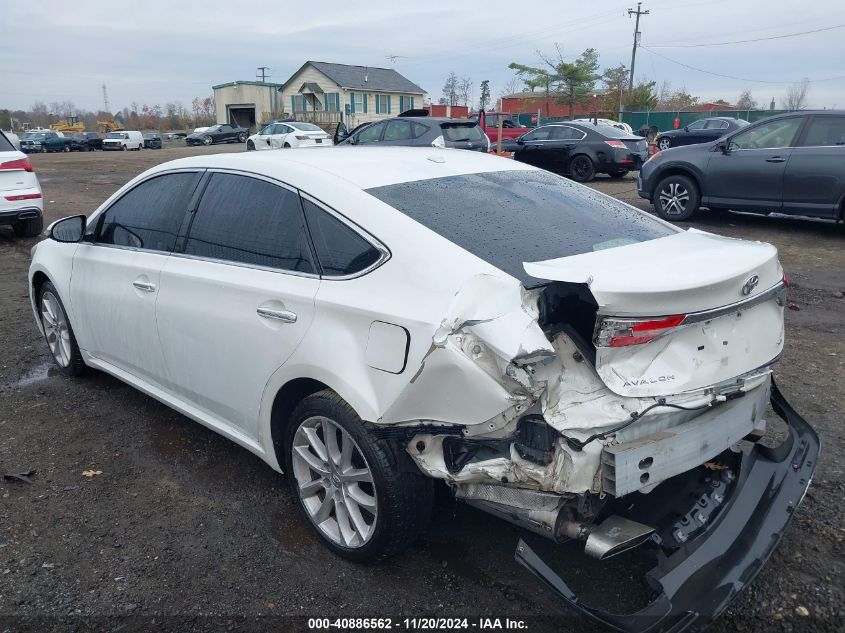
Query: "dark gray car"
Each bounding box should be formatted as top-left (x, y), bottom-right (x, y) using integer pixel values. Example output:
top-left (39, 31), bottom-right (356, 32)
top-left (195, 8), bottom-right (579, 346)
top-left (334, 117), bottom-right (489, 152)
top-left (638, 111), bottom-right (845, 221)
top-left (655, 117), bottom-right (749, 151)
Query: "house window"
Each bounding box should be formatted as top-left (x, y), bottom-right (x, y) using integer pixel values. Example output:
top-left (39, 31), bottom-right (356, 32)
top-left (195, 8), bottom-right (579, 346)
top-left (291, 95), bottom-right (306, 113)
top-left (375, 95), bottom-right (391, 114)
top-left (324, 93), bottom-right (340, 112)
top-left (351, 93), bottom-right (368, 114)
top-left (398, 96), bottom-right (415, 113)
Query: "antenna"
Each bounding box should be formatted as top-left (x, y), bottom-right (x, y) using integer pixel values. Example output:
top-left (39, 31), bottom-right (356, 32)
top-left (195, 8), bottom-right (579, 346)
top-left (102, 84), bottom-right (110, 114)
top-left (386, 54), bottom-right (406, 64)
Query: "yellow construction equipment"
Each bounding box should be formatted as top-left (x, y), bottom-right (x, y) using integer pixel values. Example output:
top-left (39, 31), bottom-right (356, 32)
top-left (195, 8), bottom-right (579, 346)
top-left (50, 116), bottom-right (86, 133)
top-left (97, 120), bottom-right (125, 133)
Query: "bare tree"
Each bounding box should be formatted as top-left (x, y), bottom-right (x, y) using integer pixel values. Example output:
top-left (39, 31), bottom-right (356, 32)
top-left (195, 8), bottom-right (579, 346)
top-left (457, 76), bottom-right (473, 106)
top-left (736, 90), bottom-right (757, 110)
top-left (499, 75), bottom-right (521, 99)
top-left (782, 78), bottom-right (810, 110)
top-left (441, 72), bottom-right (459, 106)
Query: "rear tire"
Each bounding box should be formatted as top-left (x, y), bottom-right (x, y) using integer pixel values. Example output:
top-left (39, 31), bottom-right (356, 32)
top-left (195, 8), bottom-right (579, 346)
top-left (237, 132), bottom-right (247, 143)
top-left (37, 281), bottom-right (87, 377)
top-left (569, 155), bottom-right (595, 182)
top-left (283, 390), bottom-right (433, 562)
top-left (654, 174), bottom-right (700, 221)
top-left (12, 216), bottom-right (43, 238)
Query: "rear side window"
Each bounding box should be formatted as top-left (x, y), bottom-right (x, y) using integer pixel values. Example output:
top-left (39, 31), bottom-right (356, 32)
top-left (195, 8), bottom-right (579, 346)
top-left (302, 198), bottom-right (382, 276)
top-left (96, 172), bottom-right (201, 252)
top-left (0, 132), bottom-right (13, 152)
top-left (383, 120), bottom-right (414, 141)
top-left (800, 116), bottom-right (845, 147)
top-left (441, 123), bottom-right (484, 142)
top-left (184, 173), bottom-right (315, 273)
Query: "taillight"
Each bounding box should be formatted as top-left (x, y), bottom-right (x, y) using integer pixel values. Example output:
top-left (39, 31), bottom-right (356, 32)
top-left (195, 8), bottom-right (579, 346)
top-left (0, 157), bottom-right (34, 172)
top-left (4, 193), bottom-right (41, 201)
top-left (294, 135), bottom-right (310, 141)
top-left (604, 140), bottom-right (626, 149)
top-left (595, 314), bottom-right (686, 348)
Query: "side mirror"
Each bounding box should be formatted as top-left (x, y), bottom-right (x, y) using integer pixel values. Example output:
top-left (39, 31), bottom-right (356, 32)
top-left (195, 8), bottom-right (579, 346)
top-left (717, 140), bottom-right (730, 154)
top-left (49, 215), bottom-right (86, 243)
top-left (516, 138), bottom-right (525, 145)
top-left (683, 126), bottom-right (689, 132)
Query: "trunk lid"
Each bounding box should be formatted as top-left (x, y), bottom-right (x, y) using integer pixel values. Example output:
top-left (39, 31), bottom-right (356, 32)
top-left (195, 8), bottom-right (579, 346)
top-left (525, 229), bottom-right (785, 397)
top-left (0, 151), bottom-right (38, 193)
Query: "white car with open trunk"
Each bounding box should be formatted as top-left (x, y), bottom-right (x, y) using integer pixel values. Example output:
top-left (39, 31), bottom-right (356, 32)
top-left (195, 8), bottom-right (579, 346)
top-left (28, 147), bottom-right (817, 632)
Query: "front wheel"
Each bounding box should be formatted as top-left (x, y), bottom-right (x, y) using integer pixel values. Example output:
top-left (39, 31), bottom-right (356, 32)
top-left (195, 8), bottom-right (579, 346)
top-left (284, 390), bottom-right (433, 562)
top-left (657, 136), bottom-right (672, 151)
top-left (122, 144), bottom-right (128, 151)
top-left (246, 140), bottom-right (255, 151)
top-left (655, 174), bottom-right (700, 221)
top-left (38, 281), bottom-right (87, 376)
top-left (569, 155), bottom-right (595, 182)
top-left (62, 145), bottom-right (70, 153)
top-left (203, 136), bottom-right (213, 146)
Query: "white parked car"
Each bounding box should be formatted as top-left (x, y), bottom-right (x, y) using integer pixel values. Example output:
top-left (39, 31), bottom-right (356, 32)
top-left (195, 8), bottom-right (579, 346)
top-left (573, 118), bottom-right (634, 134)
top-left (1, 131), bottom-right (43, 236)
top-left (29, 148), bottom-right (816, 627)
top-left (102, 130), bottom-right (144, 151)
top-left (246, 121), bottom-right (332, 150)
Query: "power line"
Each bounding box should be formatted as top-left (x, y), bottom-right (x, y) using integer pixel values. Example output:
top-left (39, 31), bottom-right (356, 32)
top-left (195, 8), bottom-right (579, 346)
top-left (256, 66), bottom-right (270, 82)
top-left (642, 46), bottom-right (845, 85)
top-left (648, 23), bottom-right (845, 48)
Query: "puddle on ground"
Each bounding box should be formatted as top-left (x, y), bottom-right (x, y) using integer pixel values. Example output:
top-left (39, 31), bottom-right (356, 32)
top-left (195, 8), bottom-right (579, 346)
top-left (271, 508), bottom-right (316, 553)
top-left (4, 362), bottom-right (58, 389)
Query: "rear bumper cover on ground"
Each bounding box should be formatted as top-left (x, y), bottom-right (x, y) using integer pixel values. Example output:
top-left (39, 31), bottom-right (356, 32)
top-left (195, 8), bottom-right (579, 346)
top-left (515, 380), bottom-right (818, 633)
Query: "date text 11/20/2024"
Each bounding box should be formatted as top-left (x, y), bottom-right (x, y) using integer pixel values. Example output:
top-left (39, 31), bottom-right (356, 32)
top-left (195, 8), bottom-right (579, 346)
top-left (308, 618), bottom-right (528, 630)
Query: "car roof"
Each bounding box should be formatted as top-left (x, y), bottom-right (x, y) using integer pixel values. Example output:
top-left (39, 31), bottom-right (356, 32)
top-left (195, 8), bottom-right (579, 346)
top-left (152, 147), bottom-right (533, 190)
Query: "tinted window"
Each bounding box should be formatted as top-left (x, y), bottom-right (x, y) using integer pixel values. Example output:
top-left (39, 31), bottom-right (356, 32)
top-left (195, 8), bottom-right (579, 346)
top-left (411, 122), bottom-right (428, 138)
top-left (356, 122), bottom-right (385, 144)
top-left (302, 198), bottom-right (382, 276)
top-left (552, 126), bottom-right (585, 140)
top-left (730, 117), bottom-right (802, 150)
top-left (383, 120), bottom-right (414, 141)
top-left (185, 173), bottom-right (314, 273)
top-left (441, 123), bottom-right (484, 142)
top-left (0, 132), bottom-right (15, 151)
top-left (687, 120), bottom-right (706, 130)
top-left (367, 170), bottom-right (675, 288)
top-left (801, 116), bottom-right (845, 146)
top-left (97, 172), bottom-right (200, 252)
top-left (522, 126), bottom-right (554, 141)
top-left (705, 119), bottom-right (729, 130)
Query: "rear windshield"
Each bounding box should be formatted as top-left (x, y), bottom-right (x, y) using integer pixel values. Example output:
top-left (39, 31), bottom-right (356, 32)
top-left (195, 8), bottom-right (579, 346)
top-left (441, 123), bottom-right (484, 142)
top-left (292, 123), bottom-right (323, 132)
top-left (575, 123), bottom-right (638, 139)
top-left (366, 170), bottom-right (675, 288)
top-left (0, 132), bottom-right (14, 152)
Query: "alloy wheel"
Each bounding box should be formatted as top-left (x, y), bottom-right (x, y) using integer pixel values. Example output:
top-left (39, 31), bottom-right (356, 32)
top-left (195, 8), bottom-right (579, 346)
top-left (40, 291), bottom-right (71, 367)
top-left (658, 137), bottom-right (671, 150)
top-left (658, 181), bottom-right (690, 216)
top-left (291, 416), bottom-right (378, 548)
top-left (571, 156), bottom-right (593, 181)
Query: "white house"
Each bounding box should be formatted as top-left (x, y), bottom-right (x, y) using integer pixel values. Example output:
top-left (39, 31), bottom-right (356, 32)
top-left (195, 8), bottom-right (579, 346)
top-left (279, 61), bottom-right (427, 128)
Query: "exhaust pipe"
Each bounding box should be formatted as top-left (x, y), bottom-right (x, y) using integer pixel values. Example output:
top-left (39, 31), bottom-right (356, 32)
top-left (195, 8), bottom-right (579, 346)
top-left (457, 483), bottom-right (654, 560)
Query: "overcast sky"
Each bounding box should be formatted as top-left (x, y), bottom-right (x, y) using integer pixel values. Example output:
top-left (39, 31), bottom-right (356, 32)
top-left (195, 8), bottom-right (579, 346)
top-left (2, 0), bottom-right (844, 113)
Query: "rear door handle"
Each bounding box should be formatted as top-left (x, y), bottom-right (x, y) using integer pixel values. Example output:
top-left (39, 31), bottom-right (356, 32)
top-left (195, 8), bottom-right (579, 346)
top-left (765, 156), bottom-right (786, 163)
top-left (257, 308), bottom-right (297, 323)
top-left (132, 281), bottom-right (156, 292)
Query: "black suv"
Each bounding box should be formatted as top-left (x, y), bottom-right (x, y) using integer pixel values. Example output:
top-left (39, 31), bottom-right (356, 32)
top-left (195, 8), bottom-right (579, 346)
top-left (638, 111), bottom-right (845, 221)
top-left (70, 132), bottom-right (103, 151)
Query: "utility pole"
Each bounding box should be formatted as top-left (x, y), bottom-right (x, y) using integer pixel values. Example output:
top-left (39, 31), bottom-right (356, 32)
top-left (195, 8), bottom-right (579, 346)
top-left (256, 66), bottom-right (270, 82)
top-left (627, 3), bottom-right (649, 97)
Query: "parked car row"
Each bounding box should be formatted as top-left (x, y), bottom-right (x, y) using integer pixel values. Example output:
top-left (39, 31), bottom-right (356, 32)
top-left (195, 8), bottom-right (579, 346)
top-left (185, 123), bottom-right (249, 146)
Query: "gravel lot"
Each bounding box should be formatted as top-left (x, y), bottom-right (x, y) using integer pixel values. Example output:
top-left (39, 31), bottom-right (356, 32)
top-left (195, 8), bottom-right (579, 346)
top-left (1, 146), bottom-right (842, 632)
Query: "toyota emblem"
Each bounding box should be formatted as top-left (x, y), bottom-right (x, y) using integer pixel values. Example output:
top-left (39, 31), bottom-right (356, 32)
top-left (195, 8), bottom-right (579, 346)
top-left (741, 275), bottom-right (759, 295)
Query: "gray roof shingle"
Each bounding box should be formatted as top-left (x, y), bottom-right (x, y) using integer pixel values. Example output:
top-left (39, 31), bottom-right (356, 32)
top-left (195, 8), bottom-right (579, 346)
top-left (300, 61), bottom-right (426, 95)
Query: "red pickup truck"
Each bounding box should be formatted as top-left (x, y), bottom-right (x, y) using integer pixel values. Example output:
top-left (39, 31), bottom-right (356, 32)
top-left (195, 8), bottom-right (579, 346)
top-left (475, 111), bottom-right (532, 142)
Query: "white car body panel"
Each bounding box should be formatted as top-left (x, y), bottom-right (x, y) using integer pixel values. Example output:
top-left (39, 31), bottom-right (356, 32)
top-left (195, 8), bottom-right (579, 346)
top-left (29, 148), bottom-right (784, 501)
top-left (0, 149), bottom-right (42, 216)
top-left (102, 131), bottom-right (144, 150)
top-left (247, 122), bottom-right (332, 151)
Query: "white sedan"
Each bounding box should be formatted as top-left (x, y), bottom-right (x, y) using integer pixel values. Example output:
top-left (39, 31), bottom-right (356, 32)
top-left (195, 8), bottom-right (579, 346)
top-left (29, 148), bottom-right (816, 625)
top-left (246, 121), bottom-right (331, 150)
